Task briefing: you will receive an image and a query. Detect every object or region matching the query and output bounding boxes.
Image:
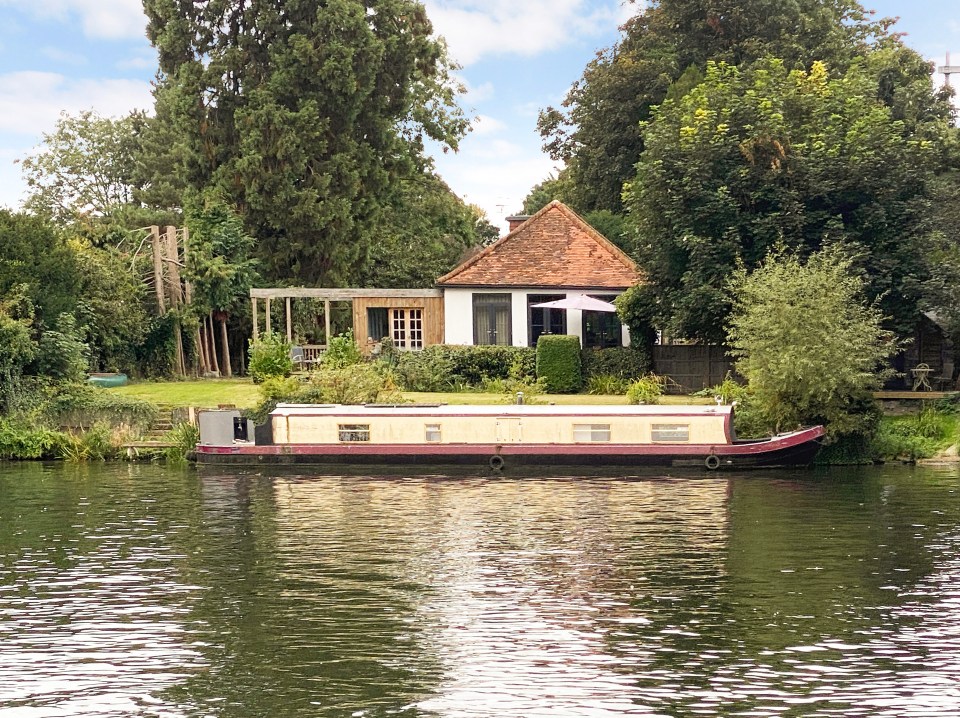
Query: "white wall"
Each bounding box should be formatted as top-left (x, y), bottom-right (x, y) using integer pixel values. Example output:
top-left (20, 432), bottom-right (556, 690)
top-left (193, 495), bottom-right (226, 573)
top-left (442, 288), bottom-right (631, 347)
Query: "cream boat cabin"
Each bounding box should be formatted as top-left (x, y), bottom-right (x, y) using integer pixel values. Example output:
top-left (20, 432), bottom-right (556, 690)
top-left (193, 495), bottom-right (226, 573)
top-left (196, 404), bottom-right (824, 472)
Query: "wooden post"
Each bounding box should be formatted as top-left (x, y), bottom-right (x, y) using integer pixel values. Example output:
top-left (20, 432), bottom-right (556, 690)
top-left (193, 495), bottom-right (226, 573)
top-left (165, 226), bottom-right (183, 306)
top-left (251, 298), bottom-right (259, 339)
top-left (182, 227), bottom-right (192, 305)
top-left (324, 300), bottom-right (331, 345)
top-left (150, 226), bottom-right (165, 312)
top-left (286, 297), bottom-right (292, 342)
top-left (265, 298), bottom-right (272, 334)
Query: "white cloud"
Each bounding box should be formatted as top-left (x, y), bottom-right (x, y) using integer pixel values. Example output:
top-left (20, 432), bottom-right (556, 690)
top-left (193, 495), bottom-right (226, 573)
top-left (472, 114), bottom-right (507, 135)
top-left (424, 0), bottom-right (630, 66)
top-left (464, 79), bottom-right (495, 103)
top-left (0, 0), bottom-right (147, 39)
top-left (0, 72), bottom-right (153, 136)
top-left (41, 46), bottom-right (88, 65)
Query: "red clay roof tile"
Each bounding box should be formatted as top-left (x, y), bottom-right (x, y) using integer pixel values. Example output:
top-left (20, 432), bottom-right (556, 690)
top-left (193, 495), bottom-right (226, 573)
top-left (437, 201), bottom-right (642, 288)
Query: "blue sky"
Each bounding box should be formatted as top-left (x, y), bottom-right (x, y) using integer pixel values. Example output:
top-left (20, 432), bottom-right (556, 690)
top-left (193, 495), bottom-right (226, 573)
top-left (0, 0), bottom-right (957, 231)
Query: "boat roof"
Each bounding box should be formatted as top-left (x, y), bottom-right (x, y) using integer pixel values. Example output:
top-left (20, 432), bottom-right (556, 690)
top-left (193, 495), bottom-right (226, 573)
top-left (270, 403), bottom-right (733, 418)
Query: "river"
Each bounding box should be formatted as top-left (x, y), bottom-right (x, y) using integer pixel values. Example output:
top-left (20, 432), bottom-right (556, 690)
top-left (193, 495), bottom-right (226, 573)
top-left (1, 463), bottom-right (959, 717)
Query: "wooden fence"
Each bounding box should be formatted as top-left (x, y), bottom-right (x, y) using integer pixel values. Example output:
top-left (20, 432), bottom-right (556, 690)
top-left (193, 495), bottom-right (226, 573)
top-left (652, 345), bottom-right (736, 393)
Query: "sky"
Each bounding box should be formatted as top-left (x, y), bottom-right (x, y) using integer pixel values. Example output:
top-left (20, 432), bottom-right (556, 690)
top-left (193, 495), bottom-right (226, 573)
top-left (0, 0), bottom-right (958, 232)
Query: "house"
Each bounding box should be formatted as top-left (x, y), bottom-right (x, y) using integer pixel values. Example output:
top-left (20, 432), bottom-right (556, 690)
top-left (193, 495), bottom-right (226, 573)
top-left (436, 200), bottom-right (642, 348)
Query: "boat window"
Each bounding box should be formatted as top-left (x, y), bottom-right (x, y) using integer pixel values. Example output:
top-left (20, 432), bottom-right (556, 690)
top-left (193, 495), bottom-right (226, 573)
top-left (338, 424), bottom-right (370, 442)
top-left (652, 424), bottom-right (689, 442)
top-left (573, 424), bottom-right (611, 442)
top-left (425, 424), bottom-right (441, 442)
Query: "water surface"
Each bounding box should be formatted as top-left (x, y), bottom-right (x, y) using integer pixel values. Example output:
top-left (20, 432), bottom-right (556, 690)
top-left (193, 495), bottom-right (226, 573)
top-left (1, 463), bottom-right (959, 717)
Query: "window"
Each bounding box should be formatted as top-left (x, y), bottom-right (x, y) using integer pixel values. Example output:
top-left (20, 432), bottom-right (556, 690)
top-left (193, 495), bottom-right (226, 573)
top-left (651, 424), bottom-right (689, 443)
top-left (425, 424), bottom-right (441, 442)
top-left (473, 294), bottom-right (512, 345)
top-left (582, 295), bottom-right (621, 348)
top-left (367, 308), bottom-right (389, 342)
top-left (338, 424), bottom-right (370, 442)
top-left (387, 308), bottom-right (424, 350)
top-left (527, 294), bottom-right (566, 347)
top-left (573, 424), bottom-right (611, 442)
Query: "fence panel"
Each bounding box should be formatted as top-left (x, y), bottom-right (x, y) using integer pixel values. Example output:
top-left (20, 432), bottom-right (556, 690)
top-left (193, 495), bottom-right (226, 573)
top-left (652, 345), bottom-right (735, 393)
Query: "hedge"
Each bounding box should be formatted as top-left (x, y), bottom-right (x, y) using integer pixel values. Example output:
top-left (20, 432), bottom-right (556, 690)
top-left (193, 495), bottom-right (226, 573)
top-left (536, 335), bottom-right (582, 393)
top-left (580, 347), bottom-right (650, 380)
top-left (393, 345), bottom-right (536, 391)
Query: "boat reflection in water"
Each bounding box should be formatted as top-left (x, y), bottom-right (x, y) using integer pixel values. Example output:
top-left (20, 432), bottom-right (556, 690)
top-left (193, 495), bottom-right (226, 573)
top-left (195, 403), bottom-right (824, 473)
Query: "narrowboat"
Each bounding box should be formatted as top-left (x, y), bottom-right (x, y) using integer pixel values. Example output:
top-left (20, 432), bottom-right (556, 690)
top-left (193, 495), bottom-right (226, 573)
top-left (194, 403), bottom-right (824, 472)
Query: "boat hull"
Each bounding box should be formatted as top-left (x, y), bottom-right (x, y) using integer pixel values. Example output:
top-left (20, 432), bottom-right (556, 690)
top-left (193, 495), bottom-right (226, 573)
top-left (194, 426), bottom-right (823, 473)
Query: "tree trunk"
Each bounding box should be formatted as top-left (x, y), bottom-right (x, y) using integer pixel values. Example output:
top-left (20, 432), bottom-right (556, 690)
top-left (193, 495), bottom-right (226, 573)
top-left (219, 315), bottom-right (233, 377)
top-left (196, 326), bottom-right (209, 374)
top-left (207, 312), bottom-right (221, 376)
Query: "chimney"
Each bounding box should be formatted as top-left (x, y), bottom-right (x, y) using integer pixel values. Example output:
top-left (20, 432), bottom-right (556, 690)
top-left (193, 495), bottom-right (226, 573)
top-left (505, 214), bottom-right (531, 233)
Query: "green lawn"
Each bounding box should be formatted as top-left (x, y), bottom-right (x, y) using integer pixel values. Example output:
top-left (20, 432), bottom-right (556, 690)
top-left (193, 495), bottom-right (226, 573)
top-left (109, 378), bottom-right (710, 409)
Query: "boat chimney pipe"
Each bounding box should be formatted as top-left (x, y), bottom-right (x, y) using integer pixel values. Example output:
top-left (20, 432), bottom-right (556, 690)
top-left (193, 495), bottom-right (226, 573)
top-left (516, 392), bottom-right (524, 405)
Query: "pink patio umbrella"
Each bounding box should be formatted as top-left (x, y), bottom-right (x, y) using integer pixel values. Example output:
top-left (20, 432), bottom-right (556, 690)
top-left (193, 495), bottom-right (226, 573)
top-left (530, 294), bottom-right (618, 312)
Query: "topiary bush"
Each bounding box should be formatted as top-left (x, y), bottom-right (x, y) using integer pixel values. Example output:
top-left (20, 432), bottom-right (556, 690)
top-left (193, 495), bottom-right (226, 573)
top-left (536, 335), bottom-right (582, 393)
top-left (248, 332), bottom-right (293, 383)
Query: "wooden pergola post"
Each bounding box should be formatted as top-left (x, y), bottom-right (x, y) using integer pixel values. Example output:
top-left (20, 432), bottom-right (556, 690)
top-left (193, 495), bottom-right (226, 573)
top-left (286, 297), bottom-right (293, 342)
top-left (251, 298), bottom-right (259, 340)
top-left (266, 298), bottom-right (272, 334)
top-left (324, 300), bottom-right (331, 344)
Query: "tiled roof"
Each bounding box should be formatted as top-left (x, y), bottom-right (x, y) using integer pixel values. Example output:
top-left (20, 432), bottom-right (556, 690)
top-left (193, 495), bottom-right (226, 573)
top-left (437, 201), bottom-right (642, 288)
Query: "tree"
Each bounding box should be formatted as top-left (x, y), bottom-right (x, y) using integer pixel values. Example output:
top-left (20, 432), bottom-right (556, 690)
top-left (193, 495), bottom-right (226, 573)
top-left (521, 175), bottom-right (567, 214)
top-left (623, 59), bottom-right (947, 342)
top-left (185, 194), bottom-right (259, 377)
top-left (0, 211), bottom-right (80, 327)
top-left (144, 0), bottom-right (470, 285)
top-left (539, 0), bottom-right (937, 214)
top-left (18, 111), bottom-right (146, 222)
top-left (727, 247), bottom-right (892, 439)
top-left (356, 174), bottom-right (479, 288)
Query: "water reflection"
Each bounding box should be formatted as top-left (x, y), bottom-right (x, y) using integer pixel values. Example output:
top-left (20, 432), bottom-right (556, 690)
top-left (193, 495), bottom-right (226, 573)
top-left (2, 465), bottom-right (960, 716)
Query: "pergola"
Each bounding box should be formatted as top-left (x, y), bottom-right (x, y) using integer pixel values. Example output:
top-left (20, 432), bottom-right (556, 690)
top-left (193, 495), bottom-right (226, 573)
top-left (249, 288), bottom-right (444, 354)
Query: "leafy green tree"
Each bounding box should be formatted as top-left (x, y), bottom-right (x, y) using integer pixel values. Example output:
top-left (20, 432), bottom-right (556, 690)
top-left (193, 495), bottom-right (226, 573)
top-left (144, 0), bottom-right (470, 285)
top-left (539, 0), bottom-right (943, 214)
top-left (521, 175), bottom-right (567, 214)
top-left (18, 111), bottom-right (146, 222)
top-left (185, 194), bottom-right (259, 376)
top-left (0, 211), bottom-right (80, 327)
top-left (356, 174), bottom-right (478, 287)
top-left (727, 247), bottom-right (892, 439)
top-left (624, 59), bottom-right (944, 342)
top-left (0, 291), bottom-right (37, 415)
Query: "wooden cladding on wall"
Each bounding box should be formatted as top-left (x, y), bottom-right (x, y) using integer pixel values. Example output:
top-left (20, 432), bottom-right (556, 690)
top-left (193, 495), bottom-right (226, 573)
top-left (352, 297), bottom-right (444, 352)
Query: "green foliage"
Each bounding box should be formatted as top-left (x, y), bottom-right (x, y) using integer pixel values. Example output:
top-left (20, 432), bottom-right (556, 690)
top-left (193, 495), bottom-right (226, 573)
top-left (613, 287), bottom-right (658, 353)
top-left (248, 332), bottom-right (293, 383)
top-left (727, 247), bottom-right (892, 440)
top-left (60, 423), bottom-right (122, 462)
top-left (479, 376), bottom-right (548, 404)
top-left (536, 335), bottom-right (582, 393)
top-left (539, 0), bottom-right (940, 215)
top-left (356, 174), bottom-right (482, 288)
top-left (18, 110), bottom-right (145, 222)
top-left (135, 313), bottom-right (178, 378)
top-left (521, 175), bottom-right (567, 214)
top-left (869, 407), bottom-right (955, 462)
top-left (321, 331), bottom-right (363, 369)
top-left (586, 374), bottom-right (630, 395)
top-left (164, 422), bottom-right (201, 464)
top-left (44, 385), bottom-right (159, 432)
top-left (625, 58), bottom-right (947, 341)
top-left (0, 418), bottom-right (68, 460)
top-left (581, 347), bottom-right (650, 382)
top-left (393, 345), bottom-right (536, 391)
top-left (249, 363), bottom-right (402, 422)
top-left (34, 313), bottom-right (89, 384)
top-left (583, 210), bottom-right (631, 254)
top-left (0, 300), bottom-right (37, 414)
top-left (144, 0), bottom-right (469, 285)
top-left (0, 211), bottom-right (80, 326)
top-left (626, 375), bottom-right (664, 405)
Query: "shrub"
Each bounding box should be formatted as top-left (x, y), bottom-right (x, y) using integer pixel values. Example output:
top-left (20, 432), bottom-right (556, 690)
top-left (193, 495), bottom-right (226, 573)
top-left (626, 374), bottom-right (664, 404)
top-left (44, 385), bottom-right (159, 432)
top-left (321, 330), bottom-right (362, 368)
top-left (581, 347), bottom-right (650, 382)
top-left (164, 422), bottom-right (201, 464)
top-left (59, 423), bottom-right (122, 462)
top-left (34, 313), bottom-right (89, 384)
top-left (248, 332), bottom-right (293, 383)
top-left (394, 349), bottom-right (458, 392)
top-left (586, 374), bottom-right (630, 395)
top-left (536, 335), bottom-right (582, 393)
top-left (0, 418), bottom-right (68, 460)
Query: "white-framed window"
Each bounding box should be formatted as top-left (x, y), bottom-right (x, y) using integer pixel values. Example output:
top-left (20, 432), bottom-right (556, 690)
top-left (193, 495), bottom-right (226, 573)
top-left (338, 424), bottom-right (370, 442)
top-left (391, 308), bottom-right (424, 350)
top-left (651, 424), bottom-right (689, 442)
top-left (425, 423), bottom-right (441, 442)
top-left (573, 423), bottom-right (611, 442)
